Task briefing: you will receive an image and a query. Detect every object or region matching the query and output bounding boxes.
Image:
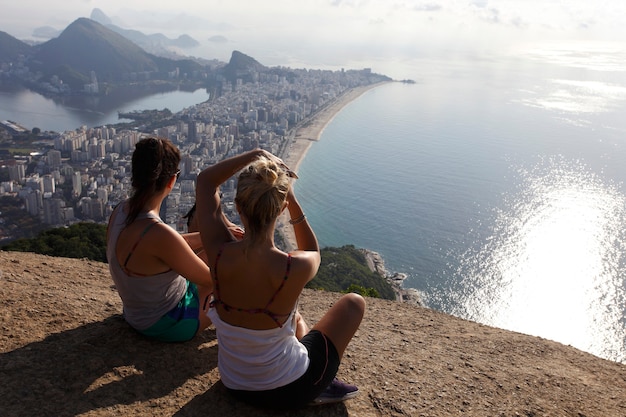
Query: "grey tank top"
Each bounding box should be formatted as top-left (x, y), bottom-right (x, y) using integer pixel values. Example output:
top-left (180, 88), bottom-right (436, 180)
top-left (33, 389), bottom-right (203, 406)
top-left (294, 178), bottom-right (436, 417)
top-left (106, 204), bottom-right (187, 330)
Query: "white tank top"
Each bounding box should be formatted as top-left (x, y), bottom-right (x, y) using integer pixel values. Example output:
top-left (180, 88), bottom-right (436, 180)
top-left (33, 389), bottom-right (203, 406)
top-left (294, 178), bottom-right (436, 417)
top-left (207, 305), bottom-right (310, 390)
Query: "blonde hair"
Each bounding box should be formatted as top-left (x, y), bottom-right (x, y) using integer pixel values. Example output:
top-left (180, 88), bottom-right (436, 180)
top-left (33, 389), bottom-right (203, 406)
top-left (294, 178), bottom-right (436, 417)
top-left (235, 157), bottom-right (289, 243)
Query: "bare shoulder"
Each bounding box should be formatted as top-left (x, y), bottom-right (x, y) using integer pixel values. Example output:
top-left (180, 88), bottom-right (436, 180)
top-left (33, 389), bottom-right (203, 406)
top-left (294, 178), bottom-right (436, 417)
top-left (147, 221), bottom-right (186, 244)
top-left (287, 250), bottom-right (321, 281)
top-left (120, 220), bottom-right (185, 258)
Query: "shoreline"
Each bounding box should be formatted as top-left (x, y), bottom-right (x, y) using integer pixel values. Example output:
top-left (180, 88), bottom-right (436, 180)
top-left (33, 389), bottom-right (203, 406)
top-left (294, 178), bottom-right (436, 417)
top-left (275, 81), bottom-right (419, 305)
top-left (280, 82), bottom-right (389, 172)
top-left (360, 248), bottom-right (423, 306)
top-left (278, 82), bottom-right (389, 251)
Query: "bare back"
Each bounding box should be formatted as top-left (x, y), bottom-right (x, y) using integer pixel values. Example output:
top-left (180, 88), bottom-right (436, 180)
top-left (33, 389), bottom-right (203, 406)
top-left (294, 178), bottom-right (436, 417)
top-left (211, 242), bottom-right (312, 330)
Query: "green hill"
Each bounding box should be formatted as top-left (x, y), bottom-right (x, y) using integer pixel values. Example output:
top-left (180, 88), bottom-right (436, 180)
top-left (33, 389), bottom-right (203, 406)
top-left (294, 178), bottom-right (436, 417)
top-left (25, 18), bottom-right (205, 89)
top-left (307, 245), bottom-right (396, 300)
top-left (0, 31), bottom-right (32, 62)
top-left (32, 18), bottom-right (159, 86)
top-left (2, 222), bottom-right (107, 262)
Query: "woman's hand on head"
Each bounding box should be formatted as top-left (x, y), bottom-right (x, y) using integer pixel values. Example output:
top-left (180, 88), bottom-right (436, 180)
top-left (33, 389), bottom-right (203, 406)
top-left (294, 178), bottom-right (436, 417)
top-left (258, 150), bottom-right (298, 179)
top-left (286, 183), bottom-right (299, 203)
top-left (229, 225), bottom-right (245, 240)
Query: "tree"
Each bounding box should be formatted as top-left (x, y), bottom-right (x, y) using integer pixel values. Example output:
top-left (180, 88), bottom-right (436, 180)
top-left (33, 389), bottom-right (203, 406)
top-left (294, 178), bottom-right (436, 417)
top-left (342, 284), bottom-right (380, 298)
top-left (2, 222), bottom-right (107, 262)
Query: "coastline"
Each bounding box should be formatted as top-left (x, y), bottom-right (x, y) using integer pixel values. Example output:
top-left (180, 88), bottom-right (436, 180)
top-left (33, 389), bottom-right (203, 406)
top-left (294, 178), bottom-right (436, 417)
top-left (278, 82), bottom-right (389, 251)
top-left (360, 248), bottom-right (423, 305)
top-left (276, 81), bottom-right (418, 305)
top-left (280, 82), bottom-right (389, 172)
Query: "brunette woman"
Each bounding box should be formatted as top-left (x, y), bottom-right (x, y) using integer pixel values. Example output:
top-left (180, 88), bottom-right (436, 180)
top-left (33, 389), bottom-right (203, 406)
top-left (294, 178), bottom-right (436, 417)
top-left (106, 137), bottom-right (213, 342)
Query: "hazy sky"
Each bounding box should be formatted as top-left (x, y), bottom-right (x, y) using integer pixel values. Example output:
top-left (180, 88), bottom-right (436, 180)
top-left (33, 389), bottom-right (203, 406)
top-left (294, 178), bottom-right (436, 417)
top-left (2, 1), bottom-right (624, 79)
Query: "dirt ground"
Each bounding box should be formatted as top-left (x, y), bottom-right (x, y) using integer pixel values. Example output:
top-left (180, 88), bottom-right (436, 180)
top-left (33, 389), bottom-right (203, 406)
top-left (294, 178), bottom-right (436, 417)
top-left (1, 250), bottom-right (625, 417)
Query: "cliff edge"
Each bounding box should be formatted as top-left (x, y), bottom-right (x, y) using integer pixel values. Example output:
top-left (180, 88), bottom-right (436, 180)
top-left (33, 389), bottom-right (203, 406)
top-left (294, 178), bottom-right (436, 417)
top-left (1, 251), bottom-right (625, 416)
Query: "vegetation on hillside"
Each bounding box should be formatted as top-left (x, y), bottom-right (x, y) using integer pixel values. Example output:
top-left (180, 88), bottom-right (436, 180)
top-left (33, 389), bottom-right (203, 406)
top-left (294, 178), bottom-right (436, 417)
top-left (2, 222), bottom-right (107, 262)
top-left (308, 245), bottom-right (396, 300)
top-left (0, 30), bottom-right (32, 61)
top-left (2, 224), bottom-right (394, 299)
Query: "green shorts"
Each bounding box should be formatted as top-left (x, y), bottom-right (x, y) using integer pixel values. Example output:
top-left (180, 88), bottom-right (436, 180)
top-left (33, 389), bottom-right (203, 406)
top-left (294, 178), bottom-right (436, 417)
top-left (140, 282), bottom-right (200, 342)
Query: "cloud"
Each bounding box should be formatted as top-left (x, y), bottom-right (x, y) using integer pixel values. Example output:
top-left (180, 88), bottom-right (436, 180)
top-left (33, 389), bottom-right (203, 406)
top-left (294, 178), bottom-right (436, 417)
top-left (411, 3), bottom-right (443, 12)
top-left (484, 7), bottom-right (501, 24)
top-left (470, 0), bottom-right (488, 8)
top-left (510, 16), bottom-right (527, 29)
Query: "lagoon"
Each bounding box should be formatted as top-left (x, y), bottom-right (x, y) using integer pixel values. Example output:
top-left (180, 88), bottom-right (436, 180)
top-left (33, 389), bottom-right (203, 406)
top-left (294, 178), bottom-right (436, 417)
top-left (0, 85), bottom-right (210, 133)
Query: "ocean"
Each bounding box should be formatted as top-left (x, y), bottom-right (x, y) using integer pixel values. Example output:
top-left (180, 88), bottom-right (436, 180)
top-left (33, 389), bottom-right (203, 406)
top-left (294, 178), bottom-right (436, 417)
top-left (295, 47), bottom-right (626, 363)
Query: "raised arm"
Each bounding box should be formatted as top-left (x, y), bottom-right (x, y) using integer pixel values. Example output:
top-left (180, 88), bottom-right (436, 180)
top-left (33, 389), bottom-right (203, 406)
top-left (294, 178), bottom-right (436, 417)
top-left (286, 187), bottom-right (318, 252)
top-left (286, 185), bottom-right (321, 281)
top-left (196, 149), bottom-right (268, 258)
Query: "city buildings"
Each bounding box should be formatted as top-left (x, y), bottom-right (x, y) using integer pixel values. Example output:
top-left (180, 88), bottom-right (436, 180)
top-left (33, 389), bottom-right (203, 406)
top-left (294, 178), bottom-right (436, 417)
top-left (1, 68), bottom-right (387, 235)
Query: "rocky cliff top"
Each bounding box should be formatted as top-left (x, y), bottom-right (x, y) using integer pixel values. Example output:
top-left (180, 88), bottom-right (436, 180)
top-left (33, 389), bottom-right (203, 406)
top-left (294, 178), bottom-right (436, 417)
top-left (1, 251), bottom-right (625, 416)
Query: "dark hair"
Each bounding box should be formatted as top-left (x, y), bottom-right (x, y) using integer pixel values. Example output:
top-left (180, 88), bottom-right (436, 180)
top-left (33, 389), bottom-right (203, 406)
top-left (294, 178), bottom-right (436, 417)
top-left (183, 203), bottom-right (197, 229)
top-left (235, 157), bottom-right (289, 243)
top-left (126, 137), bottom-right (180, 225)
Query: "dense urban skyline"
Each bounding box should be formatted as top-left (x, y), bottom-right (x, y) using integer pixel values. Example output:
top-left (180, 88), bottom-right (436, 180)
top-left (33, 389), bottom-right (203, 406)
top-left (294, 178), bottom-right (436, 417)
top-left (0, 62), bottom-right (385, 240)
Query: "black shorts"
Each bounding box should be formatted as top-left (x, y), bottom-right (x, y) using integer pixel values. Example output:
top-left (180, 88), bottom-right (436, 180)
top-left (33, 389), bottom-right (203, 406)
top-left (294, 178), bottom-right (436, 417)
top-left (227, 330), bottom-right (340, 409)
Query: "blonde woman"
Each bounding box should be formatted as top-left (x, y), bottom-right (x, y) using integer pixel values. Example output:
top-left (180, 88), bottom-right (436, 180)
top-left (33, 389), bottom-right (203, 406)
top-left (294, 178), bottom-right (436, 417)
top-left (196, 149), bottom-right (365, 408)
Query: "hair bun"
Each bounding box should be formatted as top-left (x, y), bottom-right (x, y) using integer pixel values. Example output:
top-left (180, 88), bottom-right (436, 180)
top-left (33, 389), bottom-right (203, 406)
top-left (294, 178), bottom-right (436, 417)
top-left (255, 158), bottom-right (280, 187)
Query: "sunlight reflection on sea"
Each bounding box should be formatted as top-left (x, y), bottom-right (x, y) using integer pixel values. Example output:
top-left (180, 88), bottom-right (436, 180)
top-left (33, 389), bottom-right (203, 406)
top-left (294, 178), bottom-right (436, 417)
top-left (451, 157), bottom-right (626, 362)
top-left (291, 43), bottom-right (626, 363)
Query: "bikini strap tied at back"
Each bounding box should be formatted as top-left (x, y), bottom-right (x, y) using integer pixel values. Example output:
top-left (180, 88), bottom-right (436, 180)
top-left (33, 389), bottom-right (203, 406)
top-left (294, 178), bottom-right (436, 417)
top-left (211, 245), bottom-right (292, 327)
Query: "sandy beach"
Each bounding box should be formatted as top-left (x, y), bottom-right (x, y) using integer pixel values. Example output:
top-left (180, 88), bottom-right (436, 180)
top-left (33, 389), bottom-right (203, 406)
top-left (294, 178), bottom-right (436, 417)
top-left (278, 82), bottom-right (389, 251)
top-left (280, 82), bottom-right (388, 171)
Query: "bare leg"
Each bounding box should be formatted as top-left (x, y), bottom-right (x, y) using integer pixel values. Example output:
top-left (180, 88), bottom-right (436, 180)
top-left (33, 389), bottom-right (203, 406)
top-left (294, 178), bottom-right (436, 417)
top-left (196, 284), bottom-right (213, 333)
top-left (311, 293), bottom-right (365, 358)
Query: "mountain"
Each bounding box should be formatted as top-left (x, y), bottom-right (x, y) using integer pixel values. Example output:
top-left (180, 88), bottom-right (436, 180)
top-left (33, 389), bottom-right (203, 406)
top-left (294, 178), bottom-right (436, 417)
top-left (28, 18), bottom-right (205, 90)
top-left (90, 8), bottom-right (113, 26)
top-left (32, 26), bottom-right (62, 39)
top-left (89, 8), bottom-right (199, 55)
top-left (0, 31), bottom-right (32, 62)
top-left (31, 18), bottom-right (158, 85)
top-left (168, 34), bottom-right (199, 49)
top-left (220, 50), bottom-right (267, 83)
top-left (208, 35), bottom-right (229, 43)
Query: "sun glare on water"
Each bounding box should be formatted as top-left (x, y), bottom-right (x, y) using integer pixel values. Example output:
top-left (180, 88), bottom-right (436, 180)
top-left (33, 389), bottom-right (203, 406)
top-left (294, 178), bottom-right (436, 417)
top-left (455, 157), bottom-right (626, 362)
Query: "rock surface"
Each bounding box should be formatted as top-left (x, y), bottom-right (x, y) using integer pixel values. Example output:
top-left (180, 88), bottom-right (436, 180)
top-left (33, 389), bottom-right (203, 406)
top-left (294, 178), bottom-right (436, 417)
top-left (1, 251), bottom-right (625, 416)
top-left (361, 249), bottom-right (423, 305)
